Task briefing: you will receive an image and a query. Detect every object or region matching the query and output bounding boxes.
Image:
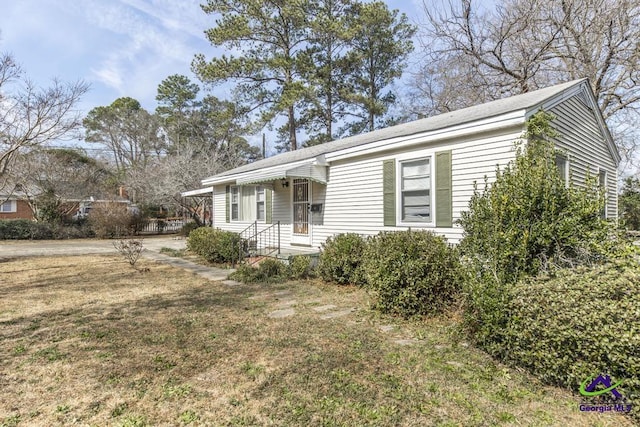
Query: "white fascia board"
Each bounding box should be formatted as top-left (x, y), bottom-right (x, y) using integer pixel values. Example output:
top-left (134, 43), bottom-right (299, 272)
top-left (201, 158), bottom-right (318, 186)
top-left (181, 187), bottom-right (214, 197)
top-left (324, 111), bottom-right (527, 163)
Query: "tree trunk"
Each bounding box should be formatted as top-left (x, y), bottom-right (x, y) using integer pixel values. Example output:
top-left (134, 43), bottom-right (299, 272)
top-left (289, 105), bottom-right (298, 151)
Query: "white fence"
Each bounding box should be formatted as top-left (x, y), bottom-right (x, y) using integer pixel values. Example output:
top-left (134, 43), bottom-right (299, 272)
top-left (139, 218), bottom-right (190, 234)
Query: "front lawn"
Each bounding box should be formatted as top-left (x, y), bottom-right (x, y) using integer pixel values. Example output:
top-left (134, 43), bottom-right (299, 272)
top-left (0, 256), bottom-right (632, 426)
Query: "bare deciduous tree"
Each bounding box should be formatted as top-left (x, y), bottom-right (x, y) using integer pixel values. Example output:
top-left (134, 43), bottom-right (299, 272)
top-left (0, 52), bottom-right (89, 182)
top-left (414, 0), bottom-right (640, 164)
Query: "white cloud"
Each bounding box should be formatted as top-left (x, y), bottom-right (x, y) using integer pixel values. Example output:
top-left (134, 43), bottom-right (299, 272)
top-left (76, 0), bottom-right (214, 108)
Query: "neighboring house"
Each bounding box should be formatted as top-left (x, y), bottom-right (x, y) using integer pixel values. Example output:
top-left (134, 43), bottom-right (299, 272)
top-left (184, 79), bottom-right (619, 252)
top-left (0, 184), bottom-right (39, 220)
top-left (0, 196), bottom-right (35, 220)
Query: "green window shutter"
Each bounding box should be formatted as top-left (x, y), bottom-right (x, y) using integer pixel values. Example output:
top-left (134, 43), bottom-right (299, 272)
top-left (225, 185), bottom-right (230, 223)
top-left (383, 160), bottom-right (396, 227)
top-left (265, 188), bottom-right (273, 224)
top-left (435, 150), bottom-right (453, 227)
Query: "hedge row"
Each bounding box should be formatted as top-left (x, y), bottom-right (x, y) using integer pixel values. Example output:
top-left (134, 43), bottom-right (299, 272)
top-left (502, 265), bottom-right (639, 419)
top-left (0, 219), bottom-right (93, 240)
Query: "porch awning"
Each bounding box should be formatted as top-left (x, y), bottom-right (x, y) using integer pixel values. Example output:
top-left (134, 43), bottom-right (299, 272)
top-left (235, 163), bottom-right (327, 185)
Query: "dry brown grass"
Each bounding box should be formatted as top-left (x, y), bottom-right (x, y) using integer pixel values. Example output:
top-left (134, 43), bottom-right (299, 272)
top-left (0, 255), bottom-right (634, 426)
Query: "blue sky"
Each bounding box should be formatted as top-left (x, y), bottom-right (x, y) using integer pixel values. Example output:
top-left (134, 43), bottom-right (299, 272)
top-left (0, 0), bottom-right (424, 127)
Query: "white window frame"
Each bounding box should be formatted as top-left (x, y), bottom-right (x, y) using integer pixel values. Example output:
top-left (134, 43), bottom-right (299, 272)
top-left (230, 186), bottom-right (239, 221)
top-left (256, 186), bottom-right (265, 222)
top-left (598, 168), bottom-right (607, 219)
top-left (555, 153), bottom-right (569, 187)
top-left (0, 200), bottom-right (16, 213)
top-left (396, 153), bottom-right (434, 226)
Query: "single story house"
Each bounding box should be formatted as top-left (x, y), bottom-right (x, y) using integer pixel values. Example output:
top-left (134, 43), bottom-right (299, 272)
top-left (0, 196), bottom-right (35, 220)
top-left (0, 184), bottom-right (40, 220)
top-left (184, 79), bottom-right (619, 253)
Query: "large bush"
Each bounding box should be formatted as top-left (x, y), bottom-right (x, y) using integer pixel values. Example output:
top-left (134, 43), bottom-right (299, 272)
top-left (187, 227), bottom-right (241, 264)
top-left (317, 233), bottom-right (366, 285)
top-left (459, 111), bottom-right (613, 286)
top-left (88, 201), bottom-right (136, 239)
top-left (502, 265), bottom-right (639, 420)
top-left (361, 230), bottom-right (461, 318)
top-left (458, 111), bottom-right (623, 346)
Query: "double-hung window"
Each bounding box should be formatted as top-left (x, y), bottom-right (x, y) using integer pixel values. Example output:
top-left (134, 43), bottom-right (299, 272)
top-left (230, 186), bottom-right (239, 221)
top-left (400, 158), bottom-right (431, 222)
top-left (555, 154), bottom-right (569, 186)
top-left (0, 200), bottom-right (16, 213)
top-left (229, 185), bottom-right (269, 222)
top-left (599, 169), bottom-right (607, 219)
top-left (256, 186), bottom-right (265, 221)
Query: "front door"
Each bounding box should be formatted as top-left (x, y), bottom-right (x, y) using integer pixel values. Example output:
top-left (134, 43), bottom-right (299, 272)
top-left (291, 178), bottom-right (312, 245)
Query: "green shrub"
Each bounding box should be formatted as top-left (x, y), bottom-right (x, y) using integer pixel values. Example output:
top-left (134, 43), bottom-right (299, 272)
top-left (318, 233), bottom-right (366, 285)
top-left (229, 258), bottom-right (289, 283)
top-left (501, 264), bottom-right (639, 420)
top-left (0, 219), bottom-right (94, 240)
top-left (0, 220), bottom-right (34, 239)
top-left (458, 111), bottom-right (626, 348)
top-left (289, 255), bottom-right (314, 279)
top-left (187, 227), bottom-right (241, 264)
top-left (180, 222), bottom-right (200, 237)
top-left (361, 230), bottom-right (461, 318)
top-left (620, 177), bottom-right (640, 230)
top-left (459, 111), bottom-right (613, 286)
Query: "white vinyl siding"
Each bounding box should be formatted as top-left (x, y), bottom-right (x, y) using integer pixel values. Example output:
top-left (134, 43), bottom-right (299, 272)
top-left (208, 90), bottom-right (619, 248)
top-left (549, 96), bottom-right (617, 218)
top-left (313, 129), bottom-right (521, 245)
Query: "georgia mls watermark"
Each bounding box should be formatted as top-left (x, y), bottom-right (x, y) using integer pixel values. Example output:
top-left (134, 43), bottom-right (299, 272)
top-left (578, 374), bottom-right (633, 413)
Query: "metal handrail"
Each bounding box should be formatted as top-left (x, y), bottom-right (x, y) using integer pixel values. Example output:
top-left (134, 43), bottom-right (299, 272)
top-left (237, 221), bottom-right (281, 264)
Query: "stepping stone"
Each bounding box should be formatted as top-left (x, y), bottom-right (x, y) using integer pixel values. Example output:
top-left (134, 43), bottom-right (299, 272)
top-left (320, 308), bottom-right (355, 320)
top-left (276, 300), bottom-right (297, 308)
top-left (312, 304), bottom-right (337, 312)
top-left (273, 290), bottom-right (292, 297)
top-left (222, 280), bottom-right (242, 287)
top-left (268, 308), bottom-right (295, 318)
top-left (379, 325), bottom-right (395, 333)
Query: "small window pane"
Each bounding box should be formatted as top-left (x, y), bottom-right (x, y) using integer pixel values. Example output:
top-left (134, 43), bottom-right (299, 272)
top-left (403, 191), bottom-right (430, 206)
top-left (599, 170), bottom-right (607, 188)
top-left (403, 205), bottom-right (431, 221)
top-left (231, 205), bottom-right (239, 220)
top-left (257, 203), bottom-right (265, 220)
top-left (555, 155), bottom-right (567, 183)
top-left (402, 176), bottom-right (430, 191)
top-left (1, 201), bottom-right (11, 212)
top-left (402, 160), bottom-right (430, 177)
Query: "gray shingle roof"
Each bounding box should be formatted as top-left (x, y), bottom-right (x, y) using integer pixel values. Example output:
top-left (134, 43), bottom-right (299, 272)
top-left (208, 79), bottom-right (586, 180)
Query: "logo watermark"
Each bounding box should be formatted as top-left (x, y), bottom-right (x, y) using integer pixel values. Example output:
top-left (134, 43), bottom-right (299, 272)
top-left (578, 374), bottom-right (632, 413)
